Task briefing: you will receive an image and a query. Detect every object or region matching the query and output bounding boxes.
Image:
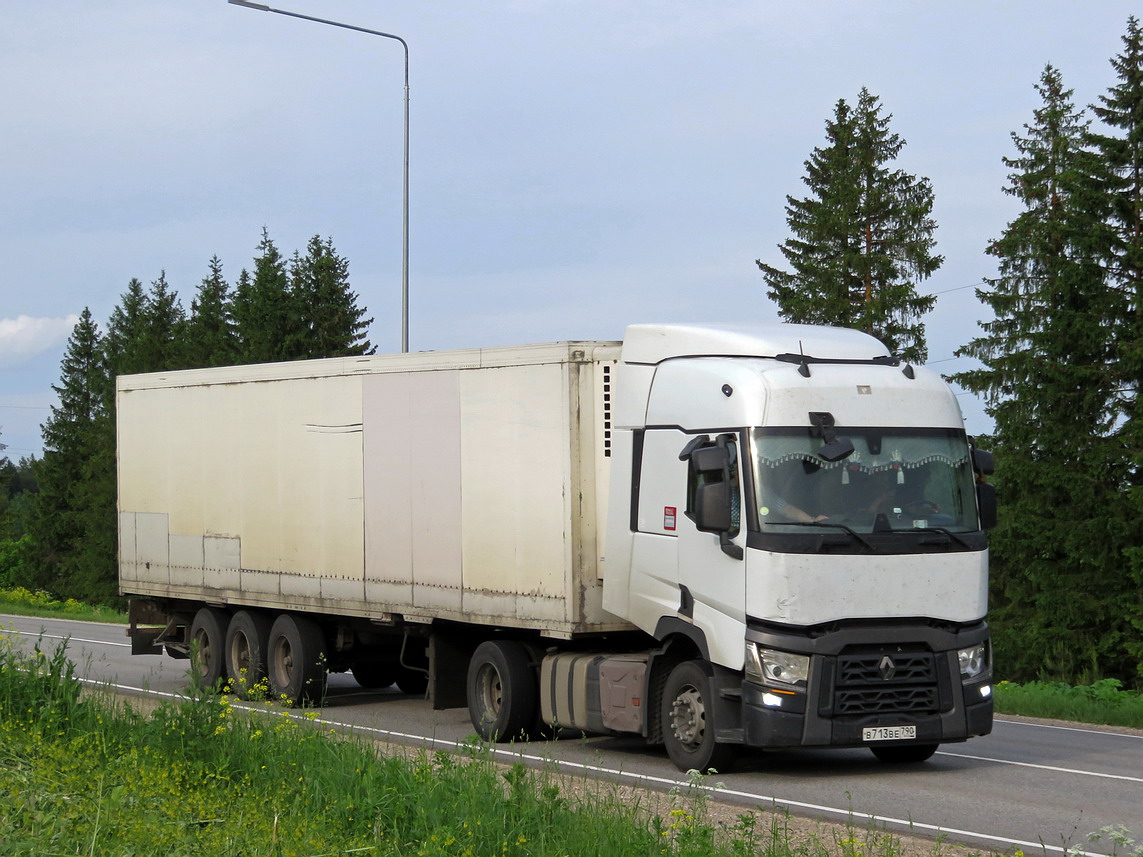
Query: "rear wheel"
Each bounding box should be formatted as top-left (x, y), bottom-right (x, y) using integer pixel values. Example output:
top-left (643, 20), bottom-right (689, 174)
top-left (224, 610), bottom-right (272, 698)
top-left (267, 613), bottom-right (327, 705)
top-left (467, 640), bottom-right (537, 741)
top-left (189, 607), bottom-right (229, 690)
top-left (870, 742), bottom-right (939, 763)
top-left (350, 658), bottom-right (395, 689)
top-left (395, 668), bottom-right (429, 696)
top-left (661, 660), bottom-right (737, 773)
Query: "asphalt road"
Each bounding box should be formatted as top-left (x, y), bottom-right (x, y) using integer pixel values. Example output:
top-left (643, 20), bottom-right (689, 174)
top-left (3, 613), bottom-right (1141, 855)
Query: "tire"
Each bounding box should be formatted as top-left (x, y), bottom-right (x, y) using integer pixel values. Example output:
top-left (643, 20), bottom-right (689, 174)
top-left (466, 640), bottom-right (537, 742)
top-left (395, 668), bottom-right (429, 696)
top-left (870, 742), bottom-right (939, 764)
top-left (350, 658), bottom-right (396, 689)
top-left (224, 610), bottom-right (272, 698)
top-left (267, 613), bottom-right (327, 705)
top-left (661, 660), bottom-right (737, 773)
top-left (189, 607), bottom-right (229, 690)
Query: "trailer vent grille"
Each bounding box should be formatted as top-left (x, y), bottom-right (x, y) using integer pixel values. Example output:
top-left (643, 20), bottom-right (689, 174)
top-left (602, 363), bottom-right (612, 458)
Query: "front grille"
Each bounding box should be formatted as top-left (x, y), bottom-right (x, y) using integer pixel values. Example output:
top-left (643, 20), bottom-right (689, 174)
top-left (836, 685), bottom-right (938, 715)
top-left (838, 652), bottom-right (935, 685)
top-left (832, 648), bottom-right (940, 716)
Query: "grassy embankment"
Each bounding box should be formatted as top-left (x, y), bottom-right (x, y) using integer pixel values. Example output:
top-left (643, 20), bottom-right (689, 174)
top-left (0, 634), bottom-right (928, 857)
top-left (0, 585), bottom-right (124, 624)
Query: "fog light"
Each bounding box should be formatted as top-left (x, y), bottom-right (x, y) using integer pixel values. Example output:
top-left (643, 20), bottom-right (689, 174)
top-left (980, 684), bottom-right (992, 698)
top-left (761, 692), bottom-right (784, 708)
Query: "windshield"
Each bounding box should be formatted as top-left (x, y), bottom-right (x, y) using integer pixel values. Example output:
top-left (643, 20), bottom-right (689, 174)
top-left (752, 428), bottom-right (979, 534)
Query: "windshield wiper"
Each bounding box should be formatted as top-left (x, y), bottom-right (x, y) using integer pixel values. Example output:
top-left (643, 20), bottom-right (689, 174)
top-left (908, 526), bottom-right (973, 549)
top-left (767, 520), bottom-right (876, 552)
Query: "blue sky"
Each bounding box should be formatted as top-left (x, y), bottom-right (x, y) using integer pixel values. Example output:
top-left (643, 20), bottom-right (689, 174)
top-left (1, 1), bottom-right (1138, 457)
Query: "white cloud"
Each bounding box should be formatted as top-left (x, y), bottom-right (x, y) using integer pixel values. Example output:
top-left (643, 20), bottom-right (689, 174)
top-left (0, 315), bottom-right (78, 369)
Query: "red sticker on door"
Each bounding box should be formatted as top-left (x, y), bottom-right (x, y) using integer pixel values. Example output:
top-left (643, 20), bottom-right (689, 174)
top-left (664, 506), bottom-right (677, 531)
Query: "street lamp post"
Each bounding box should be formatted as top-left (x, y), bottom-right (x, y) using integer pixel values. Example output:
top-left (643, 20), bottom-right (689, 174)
top-left (228, 0), bottom-right (410, 353)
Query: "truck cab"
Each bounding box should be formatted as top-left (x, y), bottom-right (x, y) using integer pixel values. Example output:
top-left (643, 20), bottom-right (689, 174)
top-left (602, 323), bottom-right (994, 770)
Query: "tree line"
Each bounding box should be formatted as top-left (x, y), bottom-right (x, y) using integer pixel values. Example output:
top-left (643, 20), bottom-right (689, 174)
top-left (758, 18), bottom-right (1143, 687)
top-left (0, 230), bottom-right (372, 604)
top-left (2, 20), bottom-right (1141, 688)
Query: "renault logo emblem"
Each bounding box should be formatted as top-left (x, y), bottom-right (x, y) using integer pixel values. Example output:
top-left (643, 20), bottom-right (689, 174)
top-left (878, 655), bottom-right (897, 681)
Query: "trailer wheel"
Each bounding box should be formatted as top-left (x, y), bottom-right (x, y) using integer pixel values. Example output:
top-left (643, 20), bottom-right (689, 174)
top-left (467, 640), bottom-right (537, 741)
top-left (870, 742), bottom-right (939, 764)
top-left (350, 658), bottom-right (395, 689)
top-left (224, 610), bottom-right (272, 698)
top-left (267, 613), bottom-right (327, 705)
top-left (189, 607), bottom-right (229, 690)
top-left (396, 668), bottom-right (429, 696)
top-left (661, 660), bottom-right (737, 773)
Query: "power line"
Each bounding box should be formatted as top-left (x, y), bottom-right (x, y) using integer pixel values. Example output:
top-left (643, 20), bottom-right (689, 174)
top-left (924, 280), bottom-right (985, 297)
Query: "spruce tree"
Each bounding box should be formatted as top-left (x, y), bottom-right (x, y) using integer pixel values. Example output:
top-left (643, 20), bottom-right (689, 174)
top-left (1090, 16), bottom-right (1143, 674)
top-left (232, 229), bottom-right (300, 364)
top-left (186, 255), bottom-right (239, 368)
top-left (757, 88), bottom-right (940, 361)
top-left (953, 66), bottom-right (1127, 682)
top-left (290, 235), bottom-right (374, 359)
top-left (141, 271), bottom-right (188, 371)
top-left (104, 273), bottom-right (187, 377)
top-left (30, 308), bottom-right (116, 599)
top-left (103, 278), bottom-right (150, 378)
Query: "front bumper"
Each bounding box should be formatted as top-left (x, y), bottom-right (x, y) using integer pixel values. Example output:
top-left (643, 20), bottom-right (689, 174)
top-left (740, 620), bottom-right (993, 749)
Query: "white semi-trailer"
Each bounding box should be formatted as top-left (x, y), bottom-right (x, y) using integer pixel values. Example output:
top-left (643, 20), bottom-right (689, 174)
top-left (118, 322), bottom-right (995, 771)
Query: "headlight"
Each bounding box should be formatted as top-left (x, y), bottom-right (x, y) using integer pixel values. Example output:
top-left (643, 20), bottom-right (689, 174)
top-left (958, 642), bottom-right (989, 679)
top-left (745, 643), bottom-right (809, 686)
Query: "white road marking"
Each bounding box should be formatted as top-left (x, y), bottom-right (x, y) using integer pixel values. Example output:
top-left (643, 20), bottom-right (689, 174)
top-left (936, 749), bottom-right (1143, 783)
top-left (995, 716), bottom-right (1143, 740)
top-left (1, 628), bottom-right (130, 648)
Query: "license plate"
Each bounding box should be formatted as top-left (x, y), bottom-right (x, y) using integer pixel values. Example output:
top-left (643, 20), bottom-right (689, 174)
top-left (863, 725), bottom-right (917, 742)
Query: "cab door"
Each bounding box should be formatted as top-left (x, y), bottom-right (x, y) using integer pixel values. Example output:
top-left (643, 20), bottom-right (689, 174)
top-left (676, 433), bottom-right (748, 669)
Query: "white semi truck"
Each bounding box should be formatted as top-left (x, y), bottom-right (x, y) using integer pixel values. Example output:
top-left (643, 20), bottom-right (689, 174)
top-left (118, 322), bottom-right (995, 772)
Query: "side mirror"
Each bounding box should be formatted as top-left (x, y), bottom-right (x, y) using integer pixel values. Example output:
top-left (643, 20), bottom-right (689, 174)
top-left (680, 435), bottom-right (744, 560)
top-left (694, 479), bottom-right (732, 532)
top-left (976, 481), bottom-right (997, 531)
top-left (972, 448), bottom-right (995, 476)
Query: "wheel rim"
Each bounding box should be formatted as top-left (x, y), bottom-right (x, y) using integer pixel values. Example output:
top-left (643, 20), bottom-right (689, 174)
top-left (192, 628), bottom-right (212, 679)
top-left (476, 662), bottom-right (503, 723)
top-left (669, 684), bottom-right (705, 749)
top-left (231, 632), bottom-right (251, 676)
top-left (272, 636), bottom-right (294, 691)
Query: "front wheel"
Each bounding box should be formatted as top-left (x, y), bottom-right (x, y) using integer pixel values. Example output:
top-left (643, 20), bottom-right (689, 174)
top-left (661, 660), bottom-right (737, 773)
top-left (870, 742), bottom-right (939, 763)
top-left (466, 640), bottom-right (537, 741)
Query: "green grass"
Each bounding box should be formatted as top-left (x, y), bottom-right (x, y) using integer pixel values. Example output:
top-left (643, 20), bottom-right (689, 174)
top-left (0, 586), bottom-right (125, 623)
top-left (0, 635), bottom-right (923, 857)
top-left (992, 678), bottom-right (1143, 730)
